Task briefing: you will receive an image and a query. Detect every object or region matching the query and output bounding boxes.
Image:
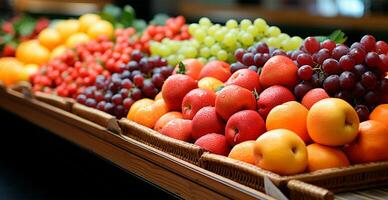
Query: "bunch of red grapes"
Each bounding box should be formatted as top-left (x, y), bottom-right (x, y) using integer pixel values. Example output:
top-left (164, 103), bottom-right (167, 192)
top-left (140, 16), bottom-right (191, 53)
top-left (76, 51), bottom-right (173, 118)
top-left (231, 35), bottom-right (388, 121)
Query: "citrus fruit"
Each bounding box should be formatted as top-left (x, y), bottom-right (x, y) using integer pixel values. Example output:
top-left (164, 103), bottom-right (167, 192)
top-left (16, 40), bottom-right (50, 65)
top-left (79, 13), bottom-right (101, 32)
top-left (369, 104), bottom-right (388, 128)
top-left (66, 33), bottom-right (90, 48)
top-left (38, 28), bottom-right (62, 50)
top-left (55, 19), bottom-right (80, 40)
top-left (50, 45), bottom-right (67, 60)
top-left (87, 20), bottom-right (114, 39)
top-left (127, 98), bottom-right (154, 120)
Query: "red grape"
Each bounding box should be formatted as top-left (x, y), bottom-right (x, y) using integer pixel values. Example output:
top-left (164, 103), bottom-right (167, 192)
top-left (361, 71), bottom-right (378, 89)
top-left (304, 37), bottom-right (320, 54)
top-left (298, 65), bottom-right (314, 80)
top-left (322, 58), bottom-right (340, 75)
top-left (364, 91), bottom-right (380, 105)
top-left (353, 82), bottom-right (366, 98)
top-left (321, 39), bottom-right (336, 53)
top-left (294, 82), bottom-right (313, 99)
top-left (323, 74), bottom-right (340, 94)
top-left (242, 52), bottom-right (255, 66)
top-left (378, 54), bottom-right (388, 72)
top-left (112, 94), bottom-right (123, 105)
top-left (355, 105), bottom-right (369, 122)
top-left (123, 98), bottom-right (135, 109)
top-left (234, 48), bottom-right (245, 62)
top-left (339, 55), bottom-right (355, 71)
top-left (349, 48), bottom-right (366, 64)
top-left (314, 48), bottom-right (330, 65)
top-left (360, 35), bottom-right (376, 52)
top-left (365, 52), bottom-right (380, 68)
top-left (231, 62), bottom-right (247, 73)
top-left (376, 41), bottom-right (388, 55)
top-left (297, 53), bottom-right (314, 66)
top-left (335, 90), bottom-right (352, 103)
top-left (255, 43), bottom-right (269, 54)
top-left (85, 98), bottom-right (97, 108)
top-left (339, 71), bottom-right (357, 89)
top-left (332, 45), bottom-right (349, 60)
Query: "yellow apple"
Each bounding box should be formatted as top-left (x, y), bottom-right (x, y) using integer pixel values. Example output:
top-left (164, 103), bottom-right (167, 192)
top-left (307, 98), bottom-right (359, 146)
top-left (254, 129), bottom-right (307, 175)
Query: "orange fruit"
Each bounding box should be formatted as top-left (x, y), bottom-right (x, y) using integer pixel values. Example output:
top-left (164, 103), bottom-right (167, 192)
top-left (369, 104), bottom-right (388, 128)
top-left (259, 55), bottom-right (298, 89)
top-left (50, 45), bottom-right (67, 60)
top-left (307, 143), bottom-right (350, 172)
top-left (130, 99), bottom-right (169, 128)
top-left (228, 140), bottom-right (256, 165)
top-left (266, 101), bottom-right (311, 143)
top-left (127, 98), bottom-right (154, 120)
top-left (154, 111), bottom-right (183, 131)
top-left (301, 88), bottom-right (329, 110)
top-left (66, 33), bottom-right (90, 48)
top-left (16, 40), bottom-right (50, 65)
top-left (55, 19), bottom-right (80, 40)
top-left (160, 119), bottom-right (192, 142)
top-left (0, 57), bottom-right (25, 85)
top-left (87, 20), bottom-right (114, 39)
top-left (173, 58), bottom-right (204, 80)
top-left (154, 92), bottom-right (163, 100)
top-left (198, 77), bottom-right (223, 92)
top-left (38, 28), bottom-right (62, 50)
top-left (79, 13), bottom-right (101, 32)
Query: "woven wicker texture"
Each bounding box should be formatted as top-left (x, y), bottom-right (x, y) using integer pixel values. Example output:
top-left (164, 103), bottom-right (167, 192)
top-left (119, 118), bottom-right (204, 165)
top-left (71, 103), bottom-right (116, 128)
top-left (34, 92), bottom-right (73, 111)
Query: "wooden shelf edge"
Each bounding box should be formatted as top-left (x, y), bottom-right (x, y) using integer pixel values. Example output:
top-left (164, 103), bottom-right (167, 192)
top-left (0, 89), bottom-right (274, 200)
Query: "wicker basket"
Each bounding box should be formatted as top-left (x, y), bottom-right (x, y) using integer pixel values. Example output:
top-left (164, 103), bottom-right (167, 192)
top-left (119, 118), bottom-right (204, 165)
top-left (199, 152), bottom-right (388, 199)
top-left (34, 92), bottom-right (74, 112)
top-left (287, 180), bottom-right (333, 200)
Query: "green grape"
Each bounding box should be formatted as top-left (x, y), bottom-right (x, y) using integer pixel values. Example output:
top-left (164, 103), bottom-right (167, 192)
top-left (199, 17), bottom-right (212, 27)
top-left (207, 24), bottom-right (220, 36)
top-left (240, 32), bottom-right (254, 46)
top-left (200, 47), bottom-right (211, 58)
top-left (247, 25), bottom-right (259, 36)
top-left (217, 50), bottom-right (228, 61)
top-left (167, 55), bottom-right (178, 66)
top-left (214, 29), bottom-right (226, 42)
top-left (198, 57), bottom-right (207, 65)
top-left (204, 36), bottom-right (215, 46)
top-left (181, 46), bottom-right (198, 58)
top-left (188, 23), bottom-right (200, 35)
top-left (267, 37), bottom-right (281, 48)
top-left (158, 44), bottom-right (171, 57)
top-left (277, 33), bottom-right (290, 43)
top-left (281, 39), bottom-right (294, 51)
top-left (284, 36), bottom-right (303, 50)
top-left (240, 19), bottom-right (252, 30)
top-left (254, 18), bottom-right (268, 33)
top-left (266, 26), bottom-right (281, 37)
top-left (208, 56), bottom-right (217, 62)
top-left (194, 28), bottom-right (206, 41)
top-left (226, 19), bottom-right (238, 29)
top-left (210, 44), bottom-right (221, 56)
top-left (227, 52), bottom-right (235, 63)
top-left (169, 41), bottom-right (181, 51)
top-left (223, 32), bottom-right (237, 47)
top-left (191, 40), bottom-right (201, 48)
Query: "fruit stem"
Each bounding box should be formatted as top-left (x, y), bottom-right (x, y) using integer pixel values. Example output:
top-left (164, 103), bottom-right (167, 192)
top-left (176, 61), bottom-right (186, 74)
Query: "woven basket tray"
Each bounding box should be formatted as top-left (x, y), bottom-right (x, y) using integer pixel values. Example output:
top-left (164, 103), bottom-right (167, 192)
top-left (200, 152), bottom-right (388, 199)
top-left (118, 118), bottom-right (204, 165)
top-left (34, 92), bottom-right (74, 112)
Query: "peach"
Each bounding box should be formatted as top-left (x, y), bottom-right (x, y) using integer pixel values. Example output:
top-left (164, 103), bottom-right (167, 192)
top-left (162, 74), bottom-right (197, 111)
top-left (225, 110), bottom-right (266, 146)
top-left (182, 88), bottom-right (216, 119)
top-left (199, 60), bottom-right (231, 82)
top-left (192, 106), bottom-right (225, 140)
top-left (154, 111), bottom-right (183, 131)
top-left (257, 85), bottom-right (295, 119)
top-left (160, 119), bottom-right (192, 142)
top-left (195, 133), bottom-right (230, 156)
top-left (344, 120), bottom-right (388, 164)
top-left (225, 69), bottom-right (261, 92)
top-left (307, 98), bottom-right (359, 146)
top-left (307, 143), bottom-right (350, 172)
top-left (215, 85), bottom-right (257, 121)
top-left (254, 129), bottom-right (307, 175)
top-left (228, 141), bottom-right (256, 165)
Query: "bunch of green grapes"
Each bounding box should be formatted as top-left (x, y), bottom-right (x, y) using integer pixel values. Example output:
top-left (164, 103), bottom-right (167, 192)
top-left (150, 17), bottom-right (303, 66)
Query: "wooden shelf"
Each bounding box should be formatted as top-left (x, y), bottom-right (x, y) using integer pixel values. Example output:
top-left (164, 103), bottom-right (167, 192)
top-left (0, 88), bottom-right (274, 200)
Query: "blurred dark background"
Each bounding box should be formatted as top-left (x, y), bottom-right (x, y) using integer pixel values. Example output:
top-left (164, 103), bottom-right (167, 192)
top-left (1, 0), bottom-right (388, 42)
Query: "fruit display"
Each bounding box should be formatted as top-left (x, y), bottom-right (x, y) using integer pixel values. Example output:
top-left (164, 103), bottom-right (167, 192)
top-left (150, 17), bottom-right (303, 66)
top-left (2, 4), bottom-right (388, 179)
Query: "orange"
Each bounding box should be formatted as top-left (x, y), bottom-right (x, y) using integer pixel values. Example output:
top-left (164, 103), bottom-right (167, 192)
top-left (154, 111), bottom-right (183, 131)
top-left (127, 98), bottom-right (154, 120)
top-left (38, 28), bottom-right (62, 50)
top-left (154, 92), bottom-right (163, 100)
top-left (228, 141), bottom-right (256, 165)
top-left (307, 143), bottom-right (350, 172)
top-left (130, 99), bottom-right (169, 128)
top-left (0, 57), bottom-right (25, 85)
top-left (301, 88), bottom-right (329, 110)
top-left (369, 104), bottom-right (388, 128)
top-left (55, 19), bottom-right (80, 40)
top-left (66, 33), bottom-right (90, 48)
top-left (16, 40), bottom-right (50, 65)
top-left (87, 20), bottom-right (114, 39)
top-left (259, 55), bottom-right (298, 89)
top-left (266, 101), bottom-right (311, 143)
top-left (79, 13), bottom-right (101, 32)
top-left (198, 77), bottom-right (223, 92)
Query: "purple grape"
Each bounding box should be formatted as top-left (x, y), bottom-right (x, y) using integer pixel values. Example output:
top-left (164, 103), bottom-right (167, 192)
top-left (297, 53), bottom-right (314, 66)
top-left (112, 94), bottom-right (123, 105)
top-left (335, 90), bottom-right (352, 103)
top-left (248, 65), bottom-right (258, 72)
top-left (323, 74), bottom-right (340, 94)
top-left (127, 61), bottom-right (139, 71)
top-left (348, 48), bottom-right (366, 64)
top-left (122, 78), bottom-right (133, 89)
top-left (104, 102), bottom-right (115, 114)
top-left (339, 71), bottom-right (356, 90)
top-left (131, 50), bottom-right (143, 62)
top-left (350, 42), bottom-right (366, 51)
top-left (114, 105), bottom-right (125, 118)
top-left (119, 88), bottom-right (130, 98)
top-left (313, 48), bottom-right (330, 65)
top-left (242, 52), bottom-right (254, 66)
top-left (76, 94), bottom-right (87, 104)
top-left (131, 88), bottom-right (142, 100)
top-left (96, 101), bottom-right (106, 111)
top-left (123, 98), bottom-right (135, 109)
top-left (361, 71), bottom-right (378, 89)
top-left (364, 91), bottom-right (380, 105)
top-left (355, 105), bottom-right (369, 122)
top-left (365, 52), bottom-right (380, 68)
top-left (311, 73), bottom-right (324, 87)
top-left (234, 48), bottom-right (245, 62)
top-left (152, 73), bottom-right (165, 88)
top-left (339, 55), bottom-right (355, 71)
top-left (85, 98), bottom-right (97, 108)
top-left (353, 64), bottom-right (367, 77)
top-left (322, 58), bottom-right (340, 75)
top-left (271, 49), bottom-right (287, 57)
top-left (294, 82), bottom-right (313, 99)
top-left (332, 45), bottom-right (349, 60)
top-left (353, 82), bottom-right (366, 98)
top-left (298, 65), bottom-right (314, 80)
top-left (255, 43), bottom-right (269, 54)
top-left (142, 79), bottom-right (158, 98)
top-left (231, 62), bottom-right (247, 73)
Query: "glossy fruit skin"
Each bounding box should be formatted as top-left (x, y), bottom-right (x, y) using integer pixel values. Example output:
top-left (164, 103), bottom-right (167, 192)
top-left (369, 104), bottom-right (388, 128)
top-left (257, 85), bottom-right (296, 119)
top-left (254, 129), bottom-right (308, 175)
top-left (307, 143), bottom-right (350, 172)
top-left (215, 85), bottom-right (257, 121)
top-left (198, 77), bottom-right (224, 92)
top-left (195, 133), bottom-right (230, 156)
top-left (225, 110), bottom-right (266, 146)
top-left (129, 99), bottom-right (168, 128)
top-left (344, 120), bottom-right (388, 164)
top-left (173, 58), bottom-right (204, 80)
top-left (192, 106), bottom-right (225, 140)
top-left (162, 74), bottom-right (197, 111)
top-left (181, 88), bottom-right (216, 120)
top-left (154, 111), bottom-right (183, 132)
top-left (301, 88), bottom-right (330, 110)
top-left (199, 60), bottom-right (231, 82)
top-left (259, 55), bottom-right (298, 89)
top-left (160, 119), bottom-right (193, 142)
top-left (228, 141), bottom-right (256, 165)
top-left (307, 98), bottom-right (360, 146)
top-left (225, 69), bottom-right (262, 92)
